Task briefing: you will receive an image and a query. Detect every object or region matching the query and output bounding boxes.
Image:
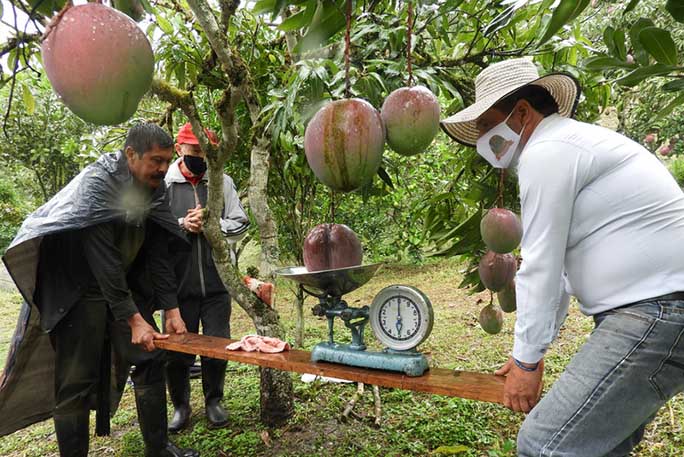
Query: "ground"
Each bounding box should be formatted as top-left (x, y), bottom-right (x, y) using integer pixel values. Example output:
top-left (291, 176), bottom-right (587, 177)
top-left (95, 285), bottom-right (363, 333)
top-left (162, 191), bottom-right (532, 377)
top-left (0, 258), bottom-right (682, 456)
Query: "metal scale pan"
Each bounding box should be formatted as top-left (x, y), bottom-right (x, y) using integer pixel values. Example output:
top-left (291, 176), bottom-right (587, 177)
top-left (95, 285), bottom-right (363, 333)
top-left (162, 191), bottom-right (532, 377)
top-left (275, 263), bottom-right (382, 298)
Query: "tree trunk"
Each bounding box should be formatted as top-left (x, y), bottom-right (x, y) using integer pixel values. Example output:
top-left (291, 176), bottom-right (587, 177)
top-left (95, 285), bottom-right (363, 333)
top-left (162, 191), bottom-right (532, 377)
top-left (259, 367), bottom-right (295, 426)
top-left (203, 149), bottom-right (294, 426)
top-left (248, 134), bottom-right (280, 279)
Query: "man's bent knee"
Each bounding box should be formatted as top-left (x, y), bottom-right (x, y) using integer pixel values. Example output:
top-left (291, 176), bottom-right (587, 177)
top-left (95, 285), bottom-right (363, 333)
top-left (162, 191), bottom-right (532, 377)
top-left (517, 413), bottom-right (549, 457)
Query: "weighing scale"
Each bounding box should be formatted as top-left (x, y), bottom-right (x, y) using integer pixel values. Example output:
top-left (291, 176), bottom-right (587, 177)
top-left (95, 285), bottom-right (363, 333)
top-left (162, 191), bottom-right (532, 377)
top-left (276, 264), bottom-right (433, 377)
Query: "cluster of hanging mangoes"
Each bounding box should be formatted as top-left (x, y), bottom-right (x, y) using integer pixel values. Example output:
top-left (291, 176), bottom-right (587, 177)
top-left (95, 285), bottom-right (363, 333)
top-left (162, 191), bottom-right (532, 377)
top-left (477, 208), bottom-right (522, 334)
top-left (302, 86), bottom-right (440, 272)
top-left (304, 86), bottom-right (440, 193)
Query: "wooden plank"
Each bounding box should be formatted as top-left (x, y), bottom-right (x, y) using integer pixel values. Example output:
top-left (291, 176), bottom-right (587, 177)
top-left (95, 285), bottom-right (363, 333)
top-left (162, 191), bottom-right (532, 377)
top-left (155, 333), bottom-right (505, 404)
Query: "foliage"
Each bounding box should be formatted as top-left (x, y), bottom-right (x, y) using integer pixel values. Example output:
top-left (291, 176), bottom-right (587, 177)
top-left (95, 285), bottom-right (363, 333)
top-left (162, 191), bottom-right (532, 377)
top-left (0, 174), bottom-right (31, 253)
top-left (0, 72), bottom-right (103, 202)
top-left (668, 155), bottom-right (684, 187)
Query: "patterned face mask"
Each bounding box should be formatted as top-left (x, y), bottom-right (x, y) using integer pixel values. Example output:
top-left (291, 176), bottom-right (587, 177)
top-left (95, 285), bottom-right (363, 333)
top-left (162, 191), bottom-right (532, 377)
top-left (476, 109), bottom-right (526, 169)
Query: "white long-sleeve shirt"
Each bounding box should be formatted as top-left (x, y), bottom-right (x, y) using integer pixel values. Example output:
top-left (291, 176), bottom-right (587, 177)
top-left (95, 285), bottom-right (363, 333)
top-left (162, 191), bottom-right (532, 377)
top-left (513, 114), bottom-right (684, 363)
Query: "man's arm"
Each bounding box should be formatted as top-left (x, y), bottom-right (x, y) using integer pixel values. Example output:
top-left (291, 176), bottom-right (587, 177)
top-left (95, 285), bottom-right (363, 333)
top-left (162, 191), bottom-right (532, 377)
top-left (499, 141), bottom-right (589, 412)
top-left (82, 222), bottom-right (167, 351)
top-left (82, 222), bottom-right (139, 321)
top-left (220, 175), bottom-right (250, 242)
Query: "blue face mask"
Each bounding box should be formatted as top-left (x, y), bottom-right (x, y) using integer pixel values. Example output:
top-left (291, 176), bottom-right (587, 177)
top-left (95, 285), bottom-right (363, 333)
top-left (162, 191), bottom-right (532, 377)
top-left (476, 109), bottom-right (526, 169)
top-left (183, 155), bottom-right (207, 176)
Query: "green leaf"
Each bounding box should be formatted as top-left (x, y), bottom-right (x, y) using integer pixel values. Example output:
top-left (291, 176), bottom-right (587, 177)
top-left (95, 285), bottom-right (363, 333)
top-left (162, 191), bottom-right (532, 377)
top-left (483, 3), bottom-right (517, 37)
top-left (138, 0), bottom-right (154, 14)
top-left (582, 55), bottom-right (635, 71)
top-left (623, 0), bottom-right (641, 14)
top-left (615, 64), bottom-right (678, 87)
top-left (279, 0), bottom-right (316, 31)
top-left (666, 0), bottom-right (684, 22)
top-left (613, 29), bottom-right (627, 61)
top-left (272, 0), bottom-right (290, 20)
top-left (662, 79), bottom-right (684, 92)
top-left (603, 26), bottom-right (616, 57)
top-left (655, 92), bottom-right (684, 121)
top-left (156, 16), bottom-right (174, 35)
top-left (295, 0), bottom-right (346, 53)
top-left (432, 444), bottom-right (470, 455)
top-left (251, 0), bottom-right (276, 15)
top-left (639, 27), bottom-right (678, 66)
top-left (538, 0), bottom-right (591, 46)
top-left (22, 84), bottom-right (35, 116)
top-left (630, 18), bottom-right (654, 66)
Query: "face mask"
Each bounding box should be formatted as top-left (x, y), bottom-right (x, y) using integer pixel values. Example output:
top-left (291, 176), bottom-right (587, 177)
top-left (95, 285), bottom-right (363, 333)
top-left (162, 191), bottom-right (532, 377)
top-left (476, 110), bottom-right (525, 169)
top-left (183, 155), bottom-right (207, 176)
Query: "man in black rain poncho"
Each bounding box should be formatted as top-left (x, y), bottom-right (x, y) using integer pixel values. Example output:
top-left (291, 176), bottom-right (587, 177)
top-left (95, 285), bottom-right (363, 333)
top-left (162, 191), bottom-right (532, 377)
top-left (0, 123), bottom-right (198, 457)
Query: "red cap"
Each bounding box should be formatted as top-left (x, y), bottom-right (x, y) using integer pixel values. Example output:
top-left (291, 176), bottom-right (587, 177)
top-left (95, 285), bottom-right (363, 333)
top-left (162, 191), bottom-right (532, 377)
top-left (176, 122), bottom-right (219, 146)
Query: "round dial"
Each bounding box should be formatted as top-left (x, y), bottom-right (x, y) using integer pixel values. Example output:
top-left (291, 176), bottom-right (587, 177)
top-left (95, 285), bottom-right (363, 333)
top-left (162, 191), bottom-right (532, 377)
top-left (370, 285), bottom-right (433, 351)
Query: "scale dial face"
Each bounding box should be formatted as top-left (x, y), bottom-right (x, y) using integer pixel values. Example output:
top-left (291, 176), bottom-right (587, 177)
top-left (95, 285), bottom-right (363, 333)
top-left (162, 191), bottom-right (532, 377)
top-left (370, 285), bottom-right (434, 351)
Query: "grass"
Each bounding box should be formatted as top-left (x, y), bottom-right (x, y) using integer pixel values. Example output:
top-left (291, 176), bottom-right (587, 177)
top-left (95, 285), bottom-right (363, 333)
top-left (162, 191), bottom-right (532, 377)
top-left (0, 258), bottom-right (682, 456)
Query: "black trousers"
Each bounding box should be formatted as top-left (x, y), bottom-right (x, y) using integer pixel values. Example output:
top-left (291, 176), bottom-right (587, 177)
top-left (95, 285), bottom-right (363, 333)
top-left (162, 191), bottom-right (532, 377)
top-left (166, 292), bottom-right (230, 404)
top-left (50, 294), bottom-right (164, 416)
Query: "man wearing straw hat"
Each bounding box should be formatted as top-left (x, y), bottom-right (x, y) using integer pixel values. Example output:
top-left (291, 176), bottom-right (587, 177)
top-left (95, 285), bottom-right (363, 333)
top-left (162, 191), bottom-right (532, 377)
top-left (442, 57), bottom-right (684, 456)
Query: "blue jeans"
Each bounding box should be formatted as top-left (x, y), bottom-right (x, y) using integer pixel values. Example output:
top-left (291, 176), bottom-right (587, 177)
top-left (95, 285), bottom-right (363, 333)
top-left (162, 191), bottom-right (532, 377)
top-left (518, 299), bottom-right (684, 456)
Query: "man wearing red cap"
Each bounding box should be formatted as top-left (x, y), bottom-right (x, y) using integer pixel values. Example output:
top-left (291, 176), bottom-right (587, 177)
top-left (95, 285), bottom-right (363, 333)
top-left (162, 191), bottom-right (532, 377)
top-left (164, 123), bottom-right (249, 431)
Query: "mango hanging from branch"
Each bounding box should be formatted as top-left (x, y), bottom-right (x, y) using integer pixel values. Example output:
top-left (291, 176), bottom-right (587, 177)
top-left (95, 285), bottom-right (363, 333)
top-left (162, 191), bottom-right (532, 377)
top-left (478, 251), bottom-right (516, 292)
top-left (480, 208), bottom-right (523, 254)
top-left (381, 85), bottom-right (440, 156)
top-left (304, 99), bottom-right (385, 192)
top-left (479, 303), bottom-right (504, 335)
top-left (41, 3), bottom-right (154, 125)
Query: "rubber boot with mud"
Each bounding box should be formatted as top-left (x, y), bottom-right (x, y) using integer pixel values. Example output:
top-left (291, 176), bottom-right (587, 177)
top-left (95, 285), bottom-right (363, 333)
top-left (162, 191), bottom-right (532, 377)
top-left (202, 359), bottom-right (228, 428)
top-left (134, 382), bottom-right (199, 457)
top-left (166, 364), bottom-right (191, 433)
top-left (54, 412), bottom-right (90, 457)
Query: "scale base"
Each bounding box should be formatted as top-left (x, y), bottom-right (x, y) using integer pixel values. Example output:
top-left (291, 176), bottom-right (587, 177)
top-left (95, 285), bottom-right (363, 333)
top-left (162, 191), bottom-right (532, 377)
top-left (311, 343), bottom-right (429, 377)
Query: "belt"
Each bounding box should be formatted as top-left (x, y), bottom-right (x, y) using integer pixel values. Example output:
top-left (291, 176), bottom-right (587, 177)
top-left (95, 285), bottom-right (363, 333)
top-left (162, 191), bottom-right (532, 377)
top-left (631, 291), bottom-right (684, 306)
top-left (651, 292), bottom-right (684, 301)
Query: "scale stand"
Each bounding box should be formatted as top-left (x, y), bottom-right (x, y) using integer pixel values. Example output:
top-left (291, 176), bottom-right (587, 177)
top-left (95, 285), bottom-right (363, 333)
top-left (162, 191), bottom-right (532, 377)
top-left (276, 264), bottom-right (430, 377)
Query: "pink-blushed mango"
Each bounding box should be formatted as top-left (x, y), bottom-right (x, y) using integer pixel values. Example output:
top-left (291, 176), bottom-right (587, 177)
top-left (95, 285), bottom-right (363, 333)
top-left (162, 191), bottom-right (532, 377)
top-left (381, 85), bottom-right (440, 156)
top-left (304, 99), bottom-right (385, 192)
top-left (497, 280), bottom-right (516, 313)
top-left (303, 223), bottom-right (363, 272)
top-left (41, 4), bottom-right (154, 125)
top-left (479, 304), bottom-right (503, 334)
top-left (478, 251), bottom-right (516, 292)
top-left (113, 0), bottom-right (145, 21)
top-left (480, 208), bottom-right (523, 253)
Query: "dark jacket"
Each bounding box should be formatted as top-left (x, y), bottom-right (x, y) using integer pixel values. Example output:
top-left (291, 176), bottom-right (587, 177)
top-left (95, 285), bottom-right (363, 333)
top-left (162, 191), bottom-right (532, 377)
top-left (165, 159), bottom-right (249, 300)
top-left (0, 151), bottom-right (185, 436)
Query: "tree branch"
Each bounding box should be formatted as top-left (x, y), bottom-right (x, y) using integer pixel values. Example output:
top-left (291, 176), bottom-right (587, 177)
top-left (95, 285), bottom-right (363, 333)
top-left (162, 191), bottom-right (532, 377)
top-left (0, 32), bottom-right (40, 59)
top-left (186, 0), bottom-right (238, 80)
top-left (218, 0), bottom-right (240, 33)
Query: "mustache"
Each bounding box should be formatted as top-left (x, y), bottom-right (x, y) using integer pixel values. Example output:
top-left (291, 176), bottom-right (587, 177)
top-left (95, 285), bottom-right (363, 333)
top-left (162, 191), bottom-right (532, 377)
top-left (152, 173), bottom-right (166, 180)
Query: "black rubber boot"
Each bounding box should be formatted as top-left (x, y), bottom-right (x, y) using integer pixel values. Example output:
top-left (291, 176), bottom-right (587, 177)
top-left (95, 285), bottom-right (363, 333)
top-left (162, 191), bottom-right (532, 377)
top-left (202, 359), bottom-right (228, 428)
top-left (134, 383), bottom-right (199, 457)
top-left (159, 442), bottom-right (201, 457)
top-left (54, 412), bottom-right (90, 457)
top-left (166, 364), bottom-right (191, 433)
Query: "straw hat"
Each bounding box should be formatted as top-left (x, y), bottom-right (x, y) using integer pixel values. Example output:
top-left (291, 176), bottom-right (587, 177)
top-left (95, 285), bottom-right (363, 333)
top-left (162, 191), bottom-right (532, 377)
top-left (440, 58), bottom-right (581, 147)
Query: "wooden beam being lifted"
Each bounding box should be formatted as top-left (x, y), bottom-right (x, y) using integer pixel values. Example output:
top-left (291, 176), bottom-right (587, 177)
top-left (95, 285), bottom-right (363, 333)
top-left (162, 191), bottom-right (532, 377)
top-left (155, 333), bottom-right (505, 405)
